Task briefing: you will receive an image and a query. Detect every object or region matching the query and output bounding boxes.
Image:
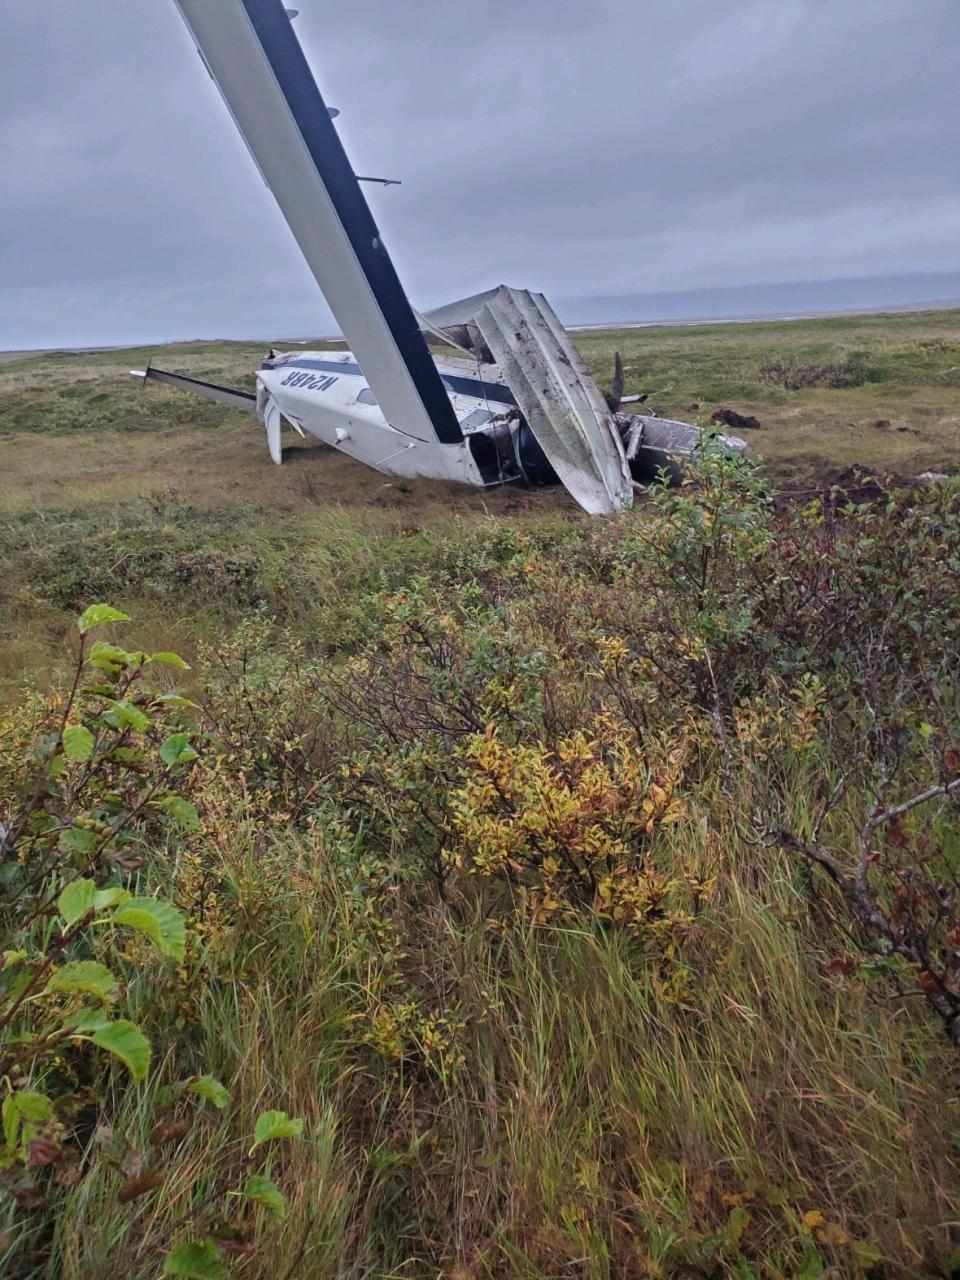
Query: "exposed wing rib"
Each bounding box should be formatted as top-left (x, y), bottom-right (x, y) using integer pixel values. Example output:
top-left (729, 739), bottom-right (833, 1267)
top-left (423, 286), bottom-right (633, 513)
top-left (171, 0), bottom-right (461, 446)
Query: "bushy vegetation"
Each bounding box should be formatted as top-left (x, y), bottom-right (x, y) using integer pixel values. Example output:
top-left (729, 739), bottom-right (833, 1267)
top-left (758, 351), bottom-right (874, 390)
top-left (2, 448), bottom-right (959, 1277)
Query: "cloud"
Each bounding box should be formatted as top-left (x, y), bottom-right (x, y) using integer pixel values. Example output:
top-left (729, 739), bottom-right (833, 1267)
top-left (2, 0), bottom-right (958, 347)
top-left (679, 0), bottom-right (809, 81)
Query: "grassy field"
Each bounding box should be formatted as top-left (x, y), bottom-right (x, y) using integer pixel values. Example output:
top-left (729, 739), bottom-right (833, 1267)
top-left (1, 313), bottom-right (959, 1277)
top-left (574, 308), bottom-right (960, 484)
top-left (2, 309), bottom-right (958, 690)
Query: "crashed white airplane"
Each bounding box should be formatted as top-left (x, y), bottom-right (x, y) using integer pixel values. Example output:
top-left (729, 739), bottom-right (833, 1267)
top-left (134, 0), bottom-right (745, 515)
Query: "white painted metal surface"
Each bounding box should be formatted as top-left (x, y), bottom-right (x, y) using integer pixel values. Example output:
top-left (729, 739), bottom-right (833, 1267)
top-left (472, 288), bottom-right (634, 514)
top-left (257, 351), bottom-right (486, 484)
top-left (627, 414), bottom-right (747, 458)
top-left (172, 0), bottom-right (458, 446)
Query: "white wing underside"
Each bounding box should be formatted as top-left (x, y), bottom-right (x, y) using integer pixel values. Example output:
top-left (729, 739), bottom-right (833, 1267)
top-left (467, 287), bottom-right (632, 514)
top-left (172, 0), bottom-right (461, 447)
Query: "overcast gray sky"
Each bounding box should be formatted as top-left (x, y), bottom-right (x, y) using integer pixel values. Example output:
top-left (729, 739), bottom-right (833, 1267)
top-left (2, 0), bottom-right (958, 348)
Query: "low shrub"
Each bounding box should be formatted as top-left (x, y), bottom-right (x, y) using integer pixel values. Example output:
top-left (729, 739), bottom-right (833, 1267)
top-left (759, 349), bottom-right (874, 389)
top-left (0, 607), bottom-right (304, 1276)
top-left (2, 453), bottom-right (959, 1276)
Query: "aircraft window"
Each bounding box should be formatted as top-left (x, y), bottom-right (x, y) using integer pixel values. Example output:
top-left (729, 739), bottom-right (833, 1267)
top-left (356, 386), bottom-right (378, 405)
top-left (460, 407), bottom-right (493, 431)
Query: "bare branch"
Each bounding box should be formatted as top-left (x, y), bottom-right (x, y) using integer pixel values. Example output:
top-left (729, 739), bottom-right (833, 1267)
top-left (777, 830), bottom-right (848, 889)
top-left (866, 776), bottom-right (960, 831)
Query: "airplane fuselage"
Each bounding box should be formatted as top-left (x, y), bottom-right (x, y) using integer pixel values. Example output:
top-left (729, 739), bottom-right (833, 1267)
top-left (258, 349), bottom-right (540, 489)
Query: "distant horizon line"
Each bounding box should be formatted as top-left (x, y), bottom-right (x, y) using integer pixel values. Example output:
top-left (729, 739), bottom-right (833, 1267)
top-left (568, 295), bottom-right (960, 333)
top-left (5, 279), bottom-right (960, 356)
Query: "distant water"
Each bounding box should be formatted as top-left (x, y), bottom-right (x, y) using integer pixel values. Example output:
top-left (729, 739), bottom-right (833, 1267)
top-left (559, 272), bottom-right (960, 330)
top-left (569, 298), bottom-right (960, 332)
top-left (5, 272), bottom-right (960, 356)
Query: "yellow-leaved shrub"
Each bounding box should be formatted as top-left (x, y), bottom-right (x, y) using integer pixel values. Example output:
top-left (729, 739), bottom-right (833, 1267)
top-left (445, 721), bottom-right (690, 935)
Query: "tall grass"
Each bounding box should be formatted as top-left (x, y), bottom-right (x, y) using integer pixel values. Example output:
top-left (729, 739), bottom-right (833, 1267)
top-left (2, 453), bottom-right (958, 1277)
top-left (35, 803), bottom-right (956, 1277)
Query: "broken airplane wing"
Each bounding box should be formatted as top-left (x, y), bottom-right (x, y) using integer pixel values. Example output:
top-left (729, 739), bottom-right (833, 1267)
top-left (173, 0), bottom-right (461, 449)
top-left (142, 0), bottom-right (737, 512)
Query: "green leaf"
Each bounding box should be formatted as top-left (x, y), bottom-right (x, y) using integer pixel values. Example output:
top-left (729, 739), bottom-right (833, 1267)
top-left (153, 795), bottom-right (199, 829)
top-left (59, 826), bottom-right (98, 855)
top-left (62, 725), bottom-right (95, 762)
top-left (148, 651), bottom-right (190, 670)
top-left (160, 733), bottom-right (198, 767)
top-left (726, 1204), bottom-right (751, 1248)
top-left (0, 966), bottom-right (34, 1005)
top-left (103, 699), bottom-right (150, 733)
top-left (57, 878), bottom-right (97, 927)
top-left (155, 694), bottom-right (201, 710)
top-left (1, 1090), bottom-right (55, 1162)
top-left (243, 1173), bottom-right (286, 1216)
top-left (188, 1075), bottom-right (230, 1110)
top-left (163, 1239), bottom-right (229, 1279)
top-left (17, 1092), bottom-right (53, 1125)
top-left (88, 641), bottom-right (133, 672)
top-left (794, 1252), bottom-right (826, 1280)
top-left (94, 886), bottom-right (131, 910)
top-left (2, 1096), bottom-right (18, 1150)
top-left (250, 1109), bottom-right (304, 1152)
top-left (46, 960), bottom-right (119, 1001)
top-left (78, 605), bottom-right (131, 634)
top-left (70, 1009), bottom-right (110, 1034)
top-left (853, 1242), bottom-right (883, 1269)
top-left (89, 1019), bottom-right (151, 1082)
top-left (3, 1090), bottom-right (54, 1150)
top-left (113, 898), bottom-right (186, 963)
top-left (159, 730), bottom-right (189, 756)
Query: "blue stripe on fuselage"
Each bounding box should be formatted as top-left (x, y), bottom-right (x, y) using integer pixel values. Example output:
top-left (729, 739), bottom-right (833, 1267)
top-left (279, 357), bottom-right (517, 408)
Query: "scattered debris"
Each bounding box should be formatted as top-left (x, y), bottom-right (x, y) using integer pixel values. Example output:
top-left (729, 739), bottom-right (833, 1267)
top-left (917, 471), bottom-right (950, 484)
top-left (711, 407), bottom-right (762, 431)
top-left (870, 418), bottom-right (891, 430)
